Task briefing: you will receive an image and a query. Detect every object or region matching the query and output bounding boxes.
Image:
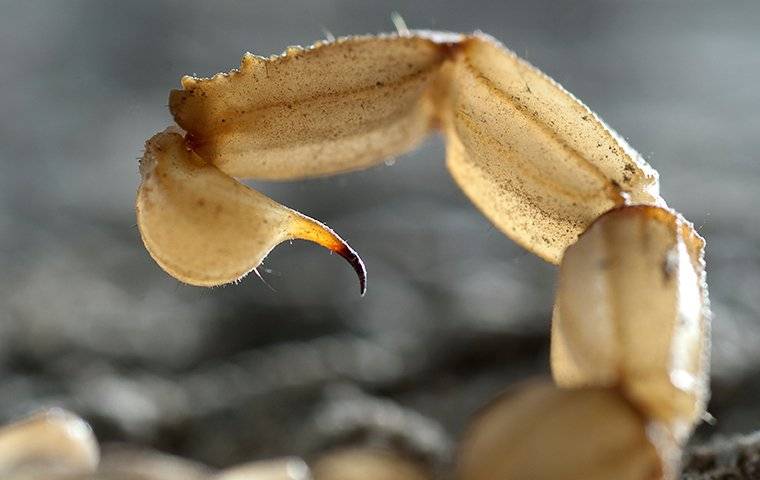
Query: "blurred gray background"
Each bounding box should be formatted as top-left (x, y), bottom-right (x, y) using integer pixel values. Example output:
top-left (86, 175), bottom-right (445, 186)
top-left (1, 0), bottom-right (759, 468)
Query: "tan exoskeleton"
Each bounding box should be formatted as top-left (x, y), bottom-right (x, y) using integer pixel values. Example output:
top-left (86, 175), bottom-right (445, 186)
top-left (133, 30), bottom-right (710, 480)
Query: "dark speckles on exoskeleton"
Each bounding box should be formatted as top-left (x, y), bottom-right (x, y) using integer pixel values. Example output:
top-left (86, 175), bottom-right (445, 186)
top-left (662, 248), bottom-right (679, 283)
top-left (622, 164), bottom-right (636, 183)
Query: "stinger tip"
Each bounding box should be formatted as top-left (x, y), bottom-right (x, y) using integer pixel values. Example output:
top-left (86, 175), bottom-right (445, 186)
top-left (334, 242), bottom-right (367, 296)
top-left (288, 214), bottom-right (367, 296)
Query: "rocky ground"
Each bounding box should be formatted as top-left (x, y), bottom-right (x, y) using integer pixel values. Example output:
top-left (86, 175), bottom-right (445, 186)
top-left (1, 1), bottom-right (759, 478)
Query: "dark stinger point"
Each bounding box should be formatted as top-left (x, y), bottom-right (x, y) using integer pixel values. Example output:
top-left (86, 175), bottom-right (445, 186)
top-left (334, 243), bottom-right (367, 296)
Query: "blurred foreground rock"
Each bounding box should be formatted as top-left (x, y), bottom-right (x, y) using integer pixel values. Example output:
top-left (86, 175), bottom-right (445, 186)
top-left (2, 409), bottom-right (759, 479)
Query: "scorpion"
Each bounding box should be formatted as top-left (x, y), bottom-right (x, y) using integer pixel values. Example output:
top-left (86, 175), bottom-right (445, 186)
top-left (0, 30), bottom-right (710, 480)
